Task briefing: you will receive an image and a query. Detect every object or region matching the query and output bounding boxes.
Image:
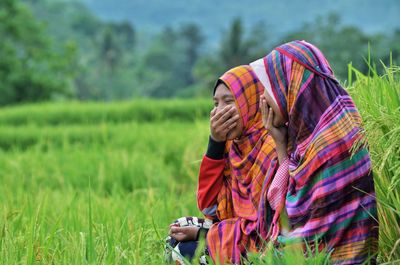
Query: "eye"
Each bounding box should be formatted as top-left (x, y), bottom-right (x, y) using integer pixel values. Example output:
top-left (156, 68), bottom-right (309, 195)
top-left (214, 102), bottom-right (218, 107)
top-left (226, 100), bottom-right (234, 105)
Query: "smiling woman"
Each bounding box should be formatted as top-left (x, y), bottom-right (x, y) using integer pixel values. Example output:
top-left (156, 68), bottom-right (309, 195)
top-left (165, 65), bottom-right (278, 264)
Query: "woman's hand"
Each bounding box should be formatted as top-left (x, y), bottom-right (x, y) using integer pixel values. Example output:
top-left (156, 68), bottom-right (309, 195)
top-left (210, 105), bottom-right (239, 142)
top-left (169, 225), bottom-right (200, 242)
top-left (260, 95), bottom-right (288, 164)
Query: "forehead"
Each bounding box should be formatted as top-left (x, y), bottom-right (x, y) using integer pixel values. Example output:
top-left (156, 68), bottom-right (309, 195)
top-left (214, 83), bottom-right (233, 99)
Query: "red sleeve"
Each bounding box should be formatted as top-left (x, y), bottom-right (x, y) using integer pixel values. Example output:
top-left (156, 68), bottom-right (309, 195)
top-left (197, 155), bottom-right (225, 216)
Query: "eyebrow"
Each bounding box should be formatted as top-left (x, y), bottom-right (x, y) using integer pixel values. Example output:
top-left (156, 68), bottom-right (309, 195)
top-left (213, 95), bottom-right (234, 101)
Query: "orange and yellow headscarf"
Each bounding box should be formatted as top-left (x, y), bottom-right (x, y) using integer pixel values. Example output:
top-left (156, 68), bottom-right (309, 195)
top-left (207, 66), bottom-right (278, 264)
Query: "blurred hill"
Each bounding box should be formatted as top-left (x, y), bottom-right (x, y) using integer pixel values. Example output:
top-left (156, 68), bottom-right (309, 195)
top-left (80, 0), bottom-right (400, 43)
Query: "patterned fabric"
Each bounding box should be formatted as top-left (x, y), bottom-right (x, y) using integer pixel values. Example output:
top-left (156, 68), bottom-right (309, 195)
top-left (206, 66), bottom-right (278, 264)
top-left (164, 216), bottom-right (211, 264)
top-left (267, 157), bottom-right (289, 211)
top-left (172, 216), bottom-right (213, 229)
top-left (250, 40), bottom-right (379, 264)
top-left (266, 156), bottom-right (290, 241)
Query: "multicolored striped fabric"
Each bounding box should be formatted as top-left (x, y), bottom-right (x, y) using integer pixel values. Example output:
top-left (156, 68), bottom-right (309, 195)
top-left (207, 66), bottom-right (278, 264)
top-left (251, 40), bottom-right (379, 264)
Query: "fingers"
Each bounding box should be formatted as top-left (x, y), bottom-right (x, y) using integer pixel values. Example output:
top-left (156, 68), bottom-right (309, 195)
top-left (222, 114), bottom-right (239, 128)
top-left (210, 105), bottom-right (239, 141)
top-left (210, 106), bottom-right (226, 121)
top-left (169, 226), bottom-right (199, 242)
top-left (260, 94), bottom-right (265, 106)
top-left (169, 226), bottom-right (182, 240)
top-left (260, 97), bottom-right (265, 120)
top-left (170, 231), bottom-right (186, 242)
top-left (211, 105), bottom-right (235, 125)
top-left (260, 97), bottom-right (269, 128)
top-left (260, 94), bottom-right (273, 131)
top-left (218, 114), bottom-right (239, 134)
top-left (266, 107), bottom-right (274, 130)
top-left (170, 226), bottom-right (183, 234)
top-left (210, 107), bottom-right (217, 118)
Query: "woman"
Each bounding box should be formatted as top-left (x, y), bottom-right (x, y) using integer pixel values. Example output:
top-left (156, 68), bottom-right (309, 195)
top-left (255, 40), bottom-right (379, 264)
top-left (167, 66), bottom-right (278, 264)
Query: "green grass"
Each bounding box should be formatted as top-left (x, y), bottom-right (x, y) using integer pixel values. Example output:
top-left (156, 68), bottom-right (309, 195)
top-left (0, 99), bottom-right (211, 126)
top-left (0, 119), bottom-right (209, 264)
top-left (0, 65), bottom-right (399, 264)
top-left (348, 63), bottom-right (400, 264)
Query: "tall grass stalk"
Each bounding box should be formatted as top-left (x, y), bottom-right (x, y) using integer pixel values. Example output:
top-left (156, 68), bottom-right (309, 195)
top-left (348, 63), bottom-right (400, 263)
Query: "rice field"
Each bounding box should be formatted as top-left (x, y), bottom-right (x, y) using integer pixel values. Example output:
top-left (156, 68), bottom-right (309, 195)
top-left (0, 66), bottom-right (399, 264)
top-left (0, 100), bottom-right (211, 264)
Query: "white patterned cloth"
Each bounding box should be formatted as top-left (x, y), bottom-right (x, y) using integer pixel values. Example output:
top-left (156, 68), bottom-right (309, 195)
top-left (164, 216), bottom-right (212, 265)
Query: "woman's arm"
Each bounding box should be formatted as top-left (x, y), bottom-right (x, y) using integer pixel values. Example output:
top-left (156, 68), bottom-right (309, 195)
top-left (197, 136), bottom-right (226, 219)
top-left (168, 137), bottom-right (226, 242)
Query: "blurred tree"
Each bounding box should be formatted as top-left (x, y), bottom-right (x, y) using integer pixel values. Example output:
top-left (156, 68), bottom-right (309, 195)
top-left (113, 21), bottom-right (135, 50)
top-left (76, 21), bottom-right (136, 100)
top-left (139, 24), bottom-right (204, 98)
top-left (71, 9), bottom-right (102, 38)
top-left (12, 2), bottom-right (400, 100)
top-left (180, 23), bottom-right (204, 85)
top-left (219, 18), bottom-right (267, 68)
top-left (193, 18), bottom-right (267, 96)
top-left (382, 29), bottom-right (400, 67)
top-left (0, 0), bottom-right (76, 105)
top-left (23, 0), bottom-right (138, 101)
top-left (140, 27), bottom-right (184, 97)
top-left (220, 18), bottom-right (250, 68)
top-left (99, 26), bottom-right (122, 72)
top-left (281, 13), bottom-right (374, 80)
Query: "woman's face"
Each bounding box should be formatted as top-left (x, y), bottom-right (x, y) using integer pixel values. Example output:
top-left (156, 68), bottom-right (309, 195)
top-left (213, 83), bottom-right (244, 140)
top-left (263, 89), bottom-right (286, 127)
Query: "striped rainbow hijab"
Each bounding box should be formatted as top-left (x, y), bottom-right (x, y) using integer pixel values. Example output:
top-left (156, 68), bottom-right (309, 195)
top-left (250, 41), bottom-right (378, 264)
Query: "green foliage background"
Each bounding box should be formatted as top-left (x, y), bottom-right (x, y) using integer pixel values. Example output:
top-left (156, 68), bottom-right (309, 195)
top-left (0, 0), bottom-right (399, 104)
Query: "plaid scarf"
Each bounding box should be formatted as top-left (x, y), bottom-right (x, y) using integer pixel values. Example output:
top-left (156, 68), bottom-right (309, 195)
top-left (251, 40), bottom-right (378, 264)
top-left (207, 66), bottom-right (278, 264)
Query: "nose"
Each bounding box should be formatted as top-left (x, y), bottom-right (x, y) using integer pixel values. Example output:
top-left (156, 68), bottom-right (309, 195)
top-left (216, 101), bottom-right (228, 111)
